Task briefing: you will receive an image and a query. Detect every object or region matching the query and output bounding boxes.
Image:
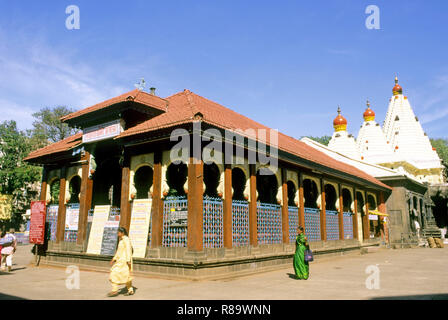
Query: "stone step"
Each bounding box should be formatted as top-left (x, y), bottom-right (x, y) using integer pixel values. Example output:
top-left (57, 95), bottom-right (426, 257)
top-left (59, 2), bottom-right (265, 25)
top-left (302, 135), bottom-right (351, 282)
top-left (360, 246), bottom-right (380, 254)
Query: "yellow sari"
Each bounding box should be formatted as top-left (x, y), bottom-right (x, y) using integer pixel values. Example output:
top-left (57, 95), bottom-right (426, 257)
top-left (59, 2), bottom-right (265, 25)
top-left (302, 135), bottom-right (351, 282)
top-left (109, 235), bottom-right (133, 285)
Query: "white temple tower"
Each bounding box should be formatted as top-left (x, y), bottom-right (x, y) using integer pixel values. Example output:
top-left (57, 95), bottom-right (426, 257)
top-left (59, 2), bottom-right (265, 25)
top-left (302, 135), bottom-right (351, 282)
top-left (381, 77), bottom-right (444, 184)
top-left (328, 107), bottom-right (359, 159)
top-left (356, 100), bottom-right (394, 164)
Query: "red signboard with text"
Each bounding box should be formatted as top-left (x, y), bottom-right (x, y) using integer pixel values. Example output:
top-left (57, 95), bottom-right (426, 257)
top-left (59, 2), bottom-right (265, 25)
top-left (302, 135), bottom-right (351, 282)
top-left (29, 201), bottom-right (46, 244)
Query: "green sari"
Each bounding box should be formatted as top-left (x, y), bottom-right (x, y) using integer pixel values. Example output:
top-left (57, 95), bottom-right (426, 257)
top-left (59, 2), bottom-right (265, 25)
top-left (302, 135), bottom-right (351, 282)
top-left (293, 233), bottom-right (309, 279)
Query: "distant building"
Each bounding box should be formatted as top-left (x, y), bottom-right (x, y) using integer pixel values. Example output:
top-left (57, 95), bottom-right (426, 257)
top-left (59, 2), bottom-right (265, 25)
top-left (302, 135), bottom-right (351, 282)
top-left (319, 77), bottom-right (447, 242)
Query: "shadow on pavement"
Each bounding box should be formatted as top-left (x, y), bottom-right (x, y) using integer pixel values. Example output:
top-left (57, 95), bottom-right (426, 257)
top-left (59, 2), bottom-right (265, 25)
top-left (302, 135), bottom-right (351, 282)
top-left (0, 293), bottom-right (27, 300)
top-left (371, 293), bottom-right (448, 300)
top-left (286, 273), bottom-right (298, 280)
top-left (11, 267), bottom-right (27, 272)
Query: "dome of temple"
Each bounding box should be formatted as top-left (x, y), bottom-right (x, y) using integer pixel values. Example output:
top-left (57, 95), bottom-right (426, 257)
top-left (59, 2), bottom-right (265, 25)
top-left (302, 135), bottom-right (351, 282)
top-left (333, 107), bottom-right (347, 132)
top-left (363, 100), bottom-right (376, 121)
top-left (393, 76), bottom-right (402, 95)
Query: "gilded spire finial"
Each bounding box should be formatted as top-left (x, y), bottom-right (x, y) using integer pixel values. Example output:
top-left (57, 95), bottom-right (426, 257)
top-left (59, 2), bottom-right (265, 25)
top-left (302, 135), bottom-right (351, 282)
top-left (337, 106), bottom-right (341, 114)
top-left (366, 100), bottom-right (370, 108)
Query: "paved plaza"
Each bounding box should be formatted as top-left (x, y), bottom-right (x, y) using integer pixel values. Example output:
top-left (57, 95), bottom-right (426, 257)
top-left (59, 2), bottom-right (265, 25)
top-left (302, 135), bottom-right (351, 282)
top-left (0, 244), bottom-right (447, 300)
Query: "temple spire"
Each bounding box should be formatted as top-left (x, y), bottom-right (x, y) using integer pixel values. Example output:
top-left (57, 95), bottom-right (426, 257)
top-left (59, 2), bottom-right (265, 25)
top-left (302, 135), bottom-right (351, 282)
top-left (333, 106), bottom-right (347, 132)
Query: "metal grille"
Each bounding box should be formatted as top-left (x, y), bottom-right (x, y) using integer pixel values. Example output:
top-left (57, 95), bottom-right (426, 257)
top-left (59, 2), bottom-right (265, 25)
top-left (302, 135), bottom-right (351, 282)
top-left (64, 203), bottom-right (79, 242)
top-left (162, 196), bottom-right (188, 247)
top-left (288, 206), bottom-right (299, 243)
top-left (326, 209), bottom-right (340, 241)
top-left (46, 205), bottom-right (59, 241)
top-left (256, 203), bottom-right (282, 245)
top-left (232, 200), bottom-right (249, 247)
top-left (304, 207), bottom-right (321, 242)
top-left (343, 212), bottom-right (354, 239)
top-left (203, 197), bottom-right (224, 248)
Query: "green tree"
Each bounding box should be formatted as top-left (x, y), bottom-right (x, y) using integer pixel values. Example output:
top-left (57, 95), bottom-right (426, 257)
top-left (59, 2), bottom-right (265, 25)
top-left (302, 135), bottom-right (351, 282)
top-left (30, 106), bottom-right (77, 149)
top-left (431, 138), bottom-right (448, 182)
top-left (431, 138), bottom-right (448, 164)
top-left (0, 121), bottom-right (41, 228)
top-left (304, 135), bottom-right (332, 146)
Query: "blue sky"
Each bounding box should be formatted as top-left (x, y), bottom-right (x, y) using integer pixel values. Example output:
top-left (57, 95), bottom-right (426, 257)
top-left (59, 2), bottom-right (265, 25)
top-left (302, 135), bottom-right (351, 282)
top-left (0, 0), bottom-right (447, 138)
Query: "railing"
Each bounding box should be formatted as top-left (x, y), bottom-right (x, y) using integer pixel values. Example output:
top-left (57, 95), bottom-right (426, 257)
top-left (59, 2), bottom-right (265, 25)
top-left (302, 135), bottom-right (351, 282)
top-left (288, 206), bottom-right (299, 243)
top-left (162, 196), bottom-right (188, 247)
top-left (232, 200), bottom-right (249, 247)
top-left (46, 205), bottom-right (59, 241)
top-left (304, 207), bottom-right (321, 242)
top-left (203, 196), bottom-right (224, 248)
top-left (64, 203), bottom-right (79, 242)
top-left (257, 202), bottom-right (282, 245)
top-left (326, 209), bottom-right (339, 241)
top-left (343, 212), bottom-right (354, 239)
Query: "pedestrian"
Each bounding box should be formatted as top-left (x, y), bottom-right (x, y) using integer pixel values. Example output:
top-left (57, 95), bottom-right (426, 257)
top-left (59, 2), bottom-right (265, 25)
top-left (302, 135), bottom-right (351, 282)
top-left (1, 229), bottom-right (16, 272)
top-left (107, 227), bottom-right (134, 297)
top-left (293, 226), bottom-right (309, 280)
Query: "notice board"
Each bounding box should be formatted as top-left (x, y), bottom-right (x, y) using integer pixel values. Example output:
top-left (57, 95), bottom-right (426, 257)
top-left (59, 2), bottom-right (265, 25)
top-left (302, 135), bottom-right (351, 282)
top-left (128, 199), bottom-right (152, 258)
top-left (100, 220), bottom-right (120, 256)
top-left (29, 201), bottom-right (46, 244)
top-left (65, 204), bottom-right (80, 231)
top-left (86, 205), bottom-right (111, 255)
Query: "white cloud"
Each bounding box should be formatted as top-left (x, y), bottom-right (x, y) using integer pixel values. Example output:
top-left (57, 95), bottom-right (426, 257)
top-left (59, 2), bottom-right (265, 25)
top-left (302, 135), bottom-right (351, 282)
top-left (0, 99), bottom-right (35, 131)
top-left (0, 31), bottom-right (129, 130)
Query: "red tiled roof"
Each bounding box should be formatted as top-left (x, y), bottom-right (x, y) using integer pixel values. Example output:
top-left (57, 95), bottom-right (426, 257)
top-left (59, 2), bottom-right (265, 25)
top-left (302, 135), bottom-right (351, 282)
top-left (119, 90), bottom-right (390, 190)
top-left (60, 89), bottom-right (168, 122)
top-left (25, 89), bottom-right (390, 190)
top-left (24, 132), bottom-right (83, 161)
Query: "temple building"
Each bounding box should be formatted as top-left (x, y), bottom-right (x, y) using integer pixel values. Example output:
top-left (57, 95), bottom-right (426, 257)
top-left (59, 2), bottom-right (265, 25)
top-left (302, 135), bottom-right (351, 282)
top-left (356, 101), bottom-right (395, 164)
top-left (315, 77), bottom-right (447, 245)
top-left (382, 77), bottom-right (445, 185)
top-left (328, 107), bottom-right (359, 159)
top-left (25, 87), bottom-right (391, 279)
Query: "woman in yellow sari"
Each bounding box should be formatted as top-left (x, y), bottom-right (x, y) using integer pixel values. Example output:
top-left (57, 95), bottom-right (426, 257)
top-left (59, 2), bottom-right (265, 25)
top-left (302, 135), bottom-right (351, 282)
top-left (108, 227), bottom-right (134, 297)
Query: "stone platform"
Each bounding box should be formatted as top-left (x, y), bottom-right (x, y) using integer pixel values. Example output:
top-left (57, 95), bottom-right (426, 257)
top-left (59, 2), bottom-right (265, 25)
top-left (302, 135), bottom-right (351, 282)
top-left (39, 238), bottom-right (381, 280)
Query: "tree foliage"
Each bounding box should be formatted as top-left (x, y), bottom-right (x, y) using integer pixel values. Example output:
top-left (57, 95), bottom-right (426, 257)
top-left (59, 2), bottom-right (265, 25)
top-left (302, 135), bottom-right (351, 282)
top-left (304, 135), bottom-right (332, 146)
top-left (0, 121), bottom-right (41, 228)
top-left (431, 138), bottom-right (448, 165)
top-left (431, 138), bottom-right (448, 181)
top-left (30, 106), bottom-right (77, 149)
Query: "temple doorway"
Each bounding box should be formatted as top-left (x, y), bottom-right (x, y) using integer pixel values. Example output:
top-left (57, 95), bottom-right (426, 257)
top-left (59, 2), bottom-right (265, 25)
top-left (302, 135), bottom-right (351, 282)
top-left (92, 157), bottom-right (122, 208)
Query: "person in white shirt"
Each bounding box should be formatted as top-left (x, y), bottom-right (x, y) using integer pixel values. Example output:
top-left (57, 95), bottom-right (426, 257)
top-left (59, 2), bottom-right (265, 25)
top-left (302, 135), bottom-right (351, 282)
top-left (414, 220), bottom-right (421, 239)
top-left (1, 228), bottom-right (17, 272)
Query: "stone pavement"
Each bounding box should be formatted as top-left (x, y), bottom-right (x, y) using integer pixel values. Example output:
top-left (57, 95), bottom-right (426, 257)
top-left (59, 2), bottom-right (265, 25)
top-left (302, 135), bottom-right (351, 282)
top-left (0, 244), bottom-right (447, 300)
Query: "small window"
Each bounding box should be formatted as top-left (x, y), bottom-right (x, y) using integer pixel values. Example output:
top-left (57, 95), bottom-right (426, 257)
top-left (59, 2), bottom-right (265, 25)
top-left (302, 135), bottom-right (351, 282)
top-left (395, 116), bottom-right (400, 121)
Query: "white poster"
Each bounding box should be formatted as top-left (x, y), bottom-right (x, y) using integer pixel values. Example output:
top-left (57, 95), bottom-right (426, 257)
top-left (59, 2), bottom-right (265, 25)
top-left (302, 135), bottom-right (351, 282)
top-left (86, 205), bottom-right (111, 255)
top-left (65, 205), bottom-right (79, 231)
top-left (128, 199), bottom-right (152, 258)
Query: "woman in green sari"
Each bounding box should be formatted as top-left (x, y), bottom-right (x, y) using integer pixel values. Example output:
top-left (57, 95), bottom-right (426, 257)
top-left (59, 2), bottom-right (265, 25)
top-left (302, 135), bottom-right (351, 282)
top-left (293, 226), bottom-right (309, 280)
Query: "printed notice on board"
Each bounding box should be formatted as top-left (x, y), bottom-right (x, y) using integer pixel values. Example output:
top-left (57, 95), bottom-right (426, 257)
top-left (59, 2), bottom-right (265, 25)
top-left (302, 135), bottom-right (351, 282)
top-left (86, 205), bottom-right (111, 255)
top-left (128, 199), bottom-right (152, 258)
top-left (65, 204), bottom-right (79, 231)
